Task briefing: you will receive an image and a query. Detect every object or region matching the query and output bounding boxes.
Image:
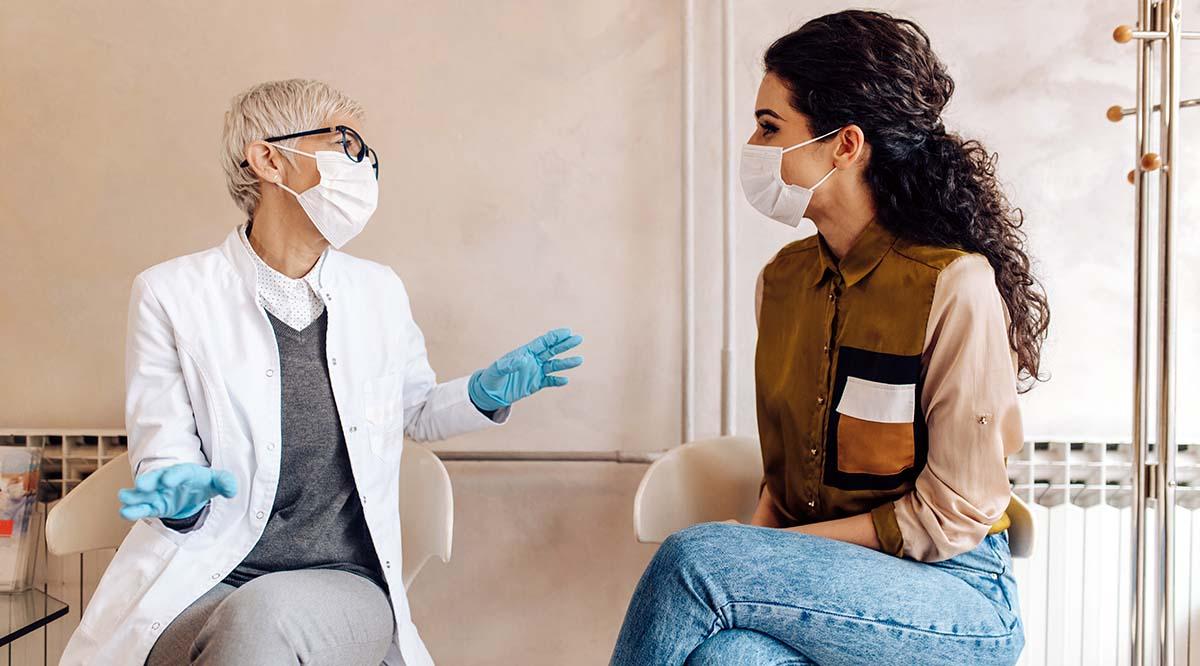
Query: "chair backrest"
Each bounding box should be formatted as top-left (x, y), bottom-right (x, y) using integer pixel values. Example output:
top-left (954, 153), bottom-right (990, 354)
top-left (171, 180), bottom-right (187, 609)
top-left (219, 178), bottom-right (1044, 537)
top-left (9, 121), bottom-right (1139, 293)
top-left (633, 436), bottom-right (762, 543)
top-left (45, 445), bottom-right (455, 589)
top-left (633, 437), bottom-right (1035, 559)
top-left (46, 453), bottom-right (133, 556)
top-left (399, 443), bottom-right (454, 589)
top-left (1005, 492), bottom-right (1035, 559)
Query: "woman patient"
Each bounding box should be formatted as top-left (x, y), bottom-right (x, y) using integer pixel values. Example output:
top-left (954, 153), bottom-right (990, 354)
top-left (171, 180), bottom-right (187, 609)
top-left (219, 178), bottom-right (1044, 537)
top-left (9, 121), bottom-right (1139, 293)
top-left (612, 10), bottom-right (1048, 666)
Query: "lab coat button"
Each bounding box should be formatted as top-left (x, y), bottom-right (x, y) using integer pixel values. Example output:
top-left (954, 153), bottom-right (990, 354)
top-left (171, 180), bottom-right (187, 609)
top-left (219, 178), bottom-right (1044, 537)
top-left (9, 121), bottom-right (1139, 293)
top-left (256, 511), bottom-right (265, 520)
top-left (267, 442), bottom-right (276, 451)
top-left (349, 426), bottom-right (357, 434)
top-left (211, 573), bottom-right (220, 580)
top-left (330, 357), bottom-right (337, 365)
top-left (265, 369), bottom-right (274, 378)
top-left (151, 622), bottom-right (161, 631)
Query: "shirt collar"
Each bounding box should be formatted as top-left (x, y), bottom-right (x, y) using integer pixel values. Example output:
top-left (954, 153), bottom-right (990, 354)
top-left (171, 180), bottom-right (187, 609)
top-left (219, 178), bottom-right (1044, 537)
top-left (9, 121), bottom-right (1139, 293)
top-left (811, 220), bottom-right (898, 288)
top-left (237, 223), bottom-right (327, 294)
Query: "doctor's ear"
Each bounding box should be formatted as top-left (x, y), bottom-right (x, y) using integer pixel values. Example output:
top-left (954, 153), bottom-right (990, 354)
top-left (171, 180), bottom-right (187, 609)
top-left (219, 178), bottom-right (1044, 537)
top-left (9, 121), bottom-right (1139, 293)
top-left (244, 141), bottom-right (284, 184)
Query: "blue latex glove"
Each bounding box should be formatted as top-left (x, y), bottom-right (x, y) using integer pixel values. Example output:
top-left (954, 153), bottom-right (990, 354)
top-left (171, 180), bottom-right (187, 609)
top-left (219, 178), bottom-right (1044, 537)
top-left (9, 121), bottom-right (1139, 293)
top-left (117, 463), bottom-right (238, 521)
top-left (469, 328), bottom-right (584, 412)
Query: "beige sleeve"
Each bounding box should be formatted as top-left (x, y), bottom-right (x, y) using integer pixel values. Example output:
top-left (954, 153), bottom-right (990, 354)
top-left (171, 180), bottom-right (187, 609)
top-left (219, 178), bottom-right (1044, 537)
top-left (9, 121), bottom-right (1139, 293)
top-left (889, 253), bottom-right (1023, 562)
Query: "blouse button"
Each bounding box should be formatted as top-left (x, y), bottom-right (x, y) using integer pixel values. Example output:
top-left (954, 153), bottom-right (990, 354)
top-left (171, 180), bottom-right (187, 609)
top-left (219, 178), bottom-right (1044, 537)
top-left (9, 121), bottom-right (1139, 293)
top-left (807, 500), bottom-right (816, 508)
top-left (810, 448), bottom-right (818, 456)
top-left (977, 415), bottom-right (992, 425)
top-left (816, 396), bottom-right (826, 405)
top-left (822, 344), bottom-right (830, 354)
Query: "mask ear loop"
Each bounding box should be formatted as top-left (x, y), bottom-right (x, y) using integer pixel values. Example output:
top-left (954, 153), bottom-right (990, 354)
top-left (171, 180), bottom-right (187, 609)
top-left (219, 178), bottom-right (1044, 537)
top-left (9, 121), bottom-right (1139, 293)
top-left (268, 143), bottom-right (316, 197)
top-left (781, 126), bottom-right (843, 154)
top-left (784, 126), bottom-right (842, 190)
top-left (810, 166), bottom-right (838, 191)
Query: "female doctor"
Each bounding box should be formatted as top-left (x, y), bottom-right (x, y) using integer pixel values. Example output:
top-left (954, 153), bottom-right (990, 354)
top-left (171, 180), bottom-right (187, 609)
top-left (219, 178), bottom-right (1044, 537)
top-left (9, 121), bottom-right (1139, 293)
top-left (61, 79), bottom-right (583, 666)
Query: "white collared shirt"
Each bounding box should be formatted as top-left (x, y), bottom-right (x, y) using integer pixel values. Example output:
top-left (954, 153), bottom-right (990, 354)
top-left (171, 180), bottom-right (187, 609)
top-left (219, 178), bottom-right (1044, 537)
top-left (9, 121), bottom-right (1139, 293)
top-left (238, 223), bottom-right (326, 331)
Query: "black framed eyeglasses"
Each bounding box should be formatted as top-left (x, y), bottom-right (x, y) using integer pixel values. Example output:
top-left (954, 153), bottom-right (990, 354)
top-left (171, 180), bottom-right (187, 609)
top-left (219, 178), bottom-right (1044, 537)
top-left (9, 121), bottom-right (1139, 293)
top-left (240, 125), bottom-right (379, 179)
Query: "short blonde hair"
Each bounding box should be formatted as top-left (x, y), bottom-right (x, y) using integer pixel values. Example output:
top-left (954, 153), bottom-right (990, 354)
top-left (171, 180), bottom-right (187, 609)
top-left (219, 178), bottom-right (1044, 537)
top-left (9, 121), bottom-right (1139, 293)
top-left (221, 79), bottom-right (365, 219)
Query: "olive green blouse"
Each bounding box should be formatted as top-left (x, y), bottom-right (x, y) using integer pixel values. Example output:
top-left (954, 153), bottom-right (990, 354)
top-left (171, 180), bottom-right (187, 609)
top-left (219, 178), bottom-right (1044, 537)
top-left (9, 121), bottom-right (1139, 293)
top-left (755, 221), bottom-right (1021, 562)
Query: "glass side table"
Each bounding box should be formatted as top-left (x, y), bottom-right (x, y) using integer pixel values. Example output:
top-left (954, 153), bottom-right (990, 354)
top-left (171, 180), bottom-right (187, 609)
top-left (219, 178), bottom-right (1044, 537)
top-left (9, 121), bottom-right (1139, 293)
top-left (0, 589), bottom-right (68, 646)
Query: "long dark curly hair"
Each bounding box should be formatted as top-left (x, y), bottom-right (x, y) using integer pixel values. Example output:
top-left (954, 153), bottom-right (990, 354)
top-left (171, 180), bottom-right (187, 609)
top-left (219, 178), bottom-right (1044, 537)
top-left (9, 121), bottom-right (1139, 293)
top-left (765, 10), bottom-right (1049, 391)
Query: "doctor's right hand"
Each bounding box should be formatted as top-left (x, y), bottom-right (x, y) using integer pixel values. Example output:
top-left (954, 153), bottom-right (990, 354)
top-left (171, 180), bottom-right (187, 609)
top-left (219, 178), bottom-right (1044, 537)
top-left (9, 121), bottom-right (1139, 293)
top-left (117, 463), bottom-right (238, 521)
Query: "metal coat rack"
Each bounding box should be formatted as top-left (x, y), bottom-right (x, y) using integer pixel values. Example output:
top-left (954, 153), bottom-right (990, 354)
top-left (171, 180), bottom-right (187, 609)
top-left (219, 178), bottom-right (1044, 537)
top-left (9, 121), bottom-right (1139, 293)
top-left (1110, 2), bottom-right (1197, 663)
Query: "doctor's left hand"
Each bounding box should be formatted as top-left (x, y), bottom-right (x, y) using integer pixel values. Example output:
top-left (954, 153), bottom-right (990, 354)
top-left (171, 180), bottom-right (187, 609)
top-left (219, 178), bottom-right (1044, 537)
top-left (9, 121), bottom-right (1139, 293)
top-left (117, 463), bottom-right (239, 521)
top-left (468, 328), bottom-right (584, 413)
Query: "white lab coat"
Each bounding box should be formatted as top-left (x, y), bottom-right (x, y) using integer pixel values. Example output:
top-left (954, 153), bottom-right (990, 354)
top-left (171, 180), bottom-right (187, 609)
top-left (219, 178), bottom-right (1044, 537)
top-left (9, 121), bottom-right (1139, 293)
top-left (62, 227), bottom-right (504, 665)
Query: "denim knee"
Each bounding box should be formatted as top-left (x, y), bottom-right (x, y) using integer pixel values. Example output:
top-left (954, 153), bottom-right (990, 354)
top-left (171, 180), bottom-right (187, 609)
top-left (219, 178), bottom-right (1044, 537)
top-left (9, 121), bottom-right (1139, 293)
top-left (655, 522), bottom-right (735, 571)
top-left (686, 629), bottom-right (811, 666)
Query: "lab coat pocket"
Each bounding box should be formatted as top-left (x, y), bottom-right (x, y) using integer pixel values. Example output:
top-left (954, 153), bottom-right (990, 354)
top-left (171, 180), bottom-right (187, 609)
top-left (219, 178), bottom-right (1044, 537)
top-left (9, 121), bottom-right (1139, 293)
top-left (834, 377), bottom-right (917, 476)
top-left (77, 520), bottom-right (177, 636)
top-left (364, 373), bottom-right (404, 461)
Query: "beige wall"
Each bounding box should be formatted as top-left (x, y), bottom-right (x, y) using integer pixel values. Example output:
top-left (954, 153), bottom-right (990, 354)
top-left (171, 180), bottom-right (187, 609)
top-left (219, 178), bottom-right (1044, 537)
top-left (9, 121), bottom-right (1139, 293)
top-left (2, 2), bottom-right (677, 663)
top-left (4, 1), bottom-right (1199, 664)
top-left (0, 0), bottom-right (684, 455)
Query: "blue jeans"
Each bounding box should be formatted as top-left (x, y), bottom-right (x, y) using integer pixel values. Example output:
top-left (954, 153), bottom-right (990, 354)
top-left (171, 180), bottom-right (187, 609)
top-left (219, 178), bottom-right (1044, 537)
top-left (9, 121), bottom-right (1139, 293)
top-left (611, 523), bottom-right (1023, 666)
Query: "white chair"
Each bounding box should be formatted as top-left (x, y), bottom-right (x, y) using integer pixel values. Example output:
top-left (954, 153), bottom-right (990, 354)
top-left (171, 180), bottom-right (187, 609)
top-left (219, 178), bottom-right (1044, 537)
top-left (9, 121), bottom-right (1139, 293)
top-left (633, 436), bottom-right (1034, 558)
top-left (398, 443), bottom-right (454, 589)
top-left (634, 436), bottom-right (763, 543)
top-left (45, 443), bottom-right (455, 590)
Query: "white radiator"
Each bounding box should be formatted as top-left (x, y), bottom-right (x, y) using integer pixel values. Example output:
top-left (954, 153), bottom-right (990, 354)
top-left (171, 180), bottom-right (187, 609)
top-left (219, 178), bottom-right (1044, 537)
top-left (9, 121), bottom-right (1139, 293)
top-left (1, 431), bottom-right (1197, 664)
top-left (1010, 441), bottom-right (1200, 666)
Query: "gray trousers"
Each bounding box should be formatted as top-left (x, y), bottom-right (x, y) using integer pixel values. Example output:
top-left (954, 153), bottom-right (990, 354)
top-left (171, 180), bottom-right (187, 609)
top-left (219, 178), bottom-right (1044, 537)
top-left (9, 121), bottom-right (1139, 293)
top-left (145, 569), bottom-right (394, 666)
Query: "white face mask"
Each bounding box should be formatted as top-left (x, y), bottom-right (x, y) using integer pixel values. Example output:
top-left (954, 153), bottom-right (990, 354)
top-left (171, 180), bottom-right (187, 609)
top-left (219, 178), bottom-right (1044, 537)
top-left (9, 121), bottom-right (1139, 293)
top-left (274, 145), bottom-right (379, 249)
top-left (739, 127), bottom-right (840, 228)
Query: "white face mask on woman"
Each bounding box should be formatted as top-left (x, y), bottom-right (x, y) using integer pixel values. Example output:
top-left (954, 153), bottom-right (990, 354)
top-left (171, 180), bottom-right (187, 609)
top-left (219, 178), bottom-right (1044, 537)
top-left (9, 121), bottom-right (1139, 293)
top-left (739, 126), bottom-right (840, 228)
top-left (273, 145), bottom-right (379, 249)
